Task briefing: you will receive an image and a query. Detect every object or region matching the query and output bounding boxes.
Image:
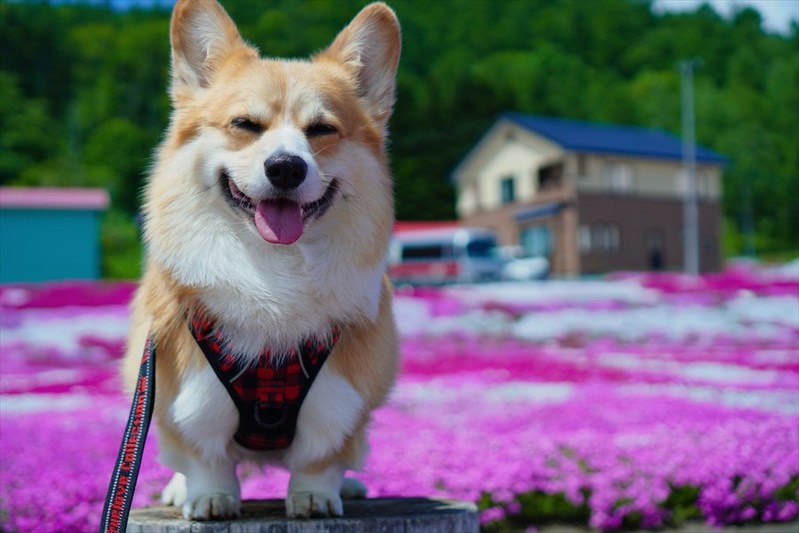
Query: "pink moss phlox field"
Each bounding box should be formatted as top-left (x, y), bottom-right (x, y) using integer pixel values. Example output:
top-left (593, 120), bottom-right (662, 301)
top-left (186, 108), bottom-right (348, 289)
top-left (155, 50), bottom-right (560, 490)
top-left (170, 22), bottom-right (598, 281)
top-left (1, 264), bottom-right (797, 532)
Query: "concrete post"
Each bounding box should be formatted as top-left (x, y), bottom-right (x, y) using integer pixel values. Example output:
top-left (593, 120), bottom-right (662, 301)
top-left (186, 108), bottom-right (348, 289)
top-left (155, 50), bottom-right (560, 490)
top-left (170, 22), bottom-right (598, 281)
top-left (126, 497), bottom-right (479, 533)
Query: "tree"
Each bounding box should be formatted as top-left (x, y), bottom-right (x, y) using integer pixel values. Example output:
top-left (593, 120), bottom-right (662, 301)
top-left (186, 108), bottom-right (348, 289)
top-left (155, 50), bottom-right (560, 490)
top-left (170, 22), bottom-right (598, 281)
top-left (0, 0), bottom-right (796, 256)
top-left (0, 73), bottom-right (65, 185)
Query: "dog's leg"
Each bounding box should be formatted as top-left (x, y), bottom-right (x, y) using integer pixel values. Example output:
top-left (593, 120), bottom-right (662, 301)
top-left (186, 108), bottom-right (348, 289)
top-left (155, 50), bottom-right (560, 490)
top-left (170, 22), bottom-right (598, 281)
top-left (286, 463), bottom-right (346, 517)
top-left (286, 423), bottom-right (371, 517)
top-left (159, 463), bottom-right (241, 519)
top-left (158, 430), bottom-right (240, 519)
top-left (161, 472), bottom-right (187, 506)
top-left (180, 456), bottom-right (241, 520)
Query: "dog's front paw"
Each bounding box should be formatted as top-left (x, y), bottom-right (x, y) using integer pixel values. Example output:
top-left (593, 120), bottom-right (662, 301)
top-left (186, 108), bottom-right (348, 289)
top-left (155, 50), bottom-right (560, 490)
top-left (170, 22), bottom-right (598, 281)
top-left (161, 473), bottom-right (188, 506)
top-left (286, 490), bottom-right (343, 518)
top-left (182, 493), bottom-right (240, 520)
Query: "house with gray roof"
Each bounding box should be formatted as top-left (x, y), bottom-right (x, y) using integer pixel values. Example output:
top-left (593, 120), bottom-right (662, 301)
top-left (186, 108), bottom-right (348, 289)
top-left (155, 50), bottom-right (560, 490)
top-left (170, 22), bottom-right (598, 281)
top-left (452, 113), bottom-right (728, 275)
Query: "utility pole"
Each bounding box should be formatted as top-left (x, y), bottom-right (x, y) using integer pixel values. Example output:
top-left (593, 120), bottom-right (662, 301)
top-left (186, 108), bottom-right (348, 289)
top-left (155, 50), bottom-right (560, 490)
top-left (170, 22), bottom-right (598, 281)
top-left (680, 59), bottom-right (700, 275)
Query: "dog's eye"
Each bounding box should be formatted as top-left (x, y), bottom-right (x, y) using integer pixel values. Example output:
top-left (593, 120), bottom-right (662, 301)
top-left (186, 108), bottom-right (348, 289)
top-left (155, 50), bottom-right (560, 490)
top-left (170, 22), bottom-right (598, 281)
top-left (230, 117), bottom-right (263, 133)
top-left (305, 123), bottom-right (338, 138)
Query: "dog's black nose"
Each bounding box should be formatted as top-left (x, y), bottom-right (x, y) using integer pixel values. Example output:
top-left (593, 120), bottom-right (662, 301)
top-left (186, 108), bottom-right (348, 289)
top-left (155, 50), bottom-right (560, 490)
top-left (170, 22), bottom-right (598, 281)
top-left (264, 153), bottom-right (307, 190)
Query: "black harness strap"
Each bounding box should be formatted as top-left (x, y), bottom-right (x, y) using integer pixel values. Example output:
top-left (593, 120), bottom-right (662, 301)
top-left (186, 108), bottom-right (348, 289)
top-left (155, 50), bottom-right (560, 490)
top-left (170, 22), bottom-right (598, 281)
top-left (100, 336), bottom-right (156, 533)
top-left (189, 313), bottom-right (340, 451)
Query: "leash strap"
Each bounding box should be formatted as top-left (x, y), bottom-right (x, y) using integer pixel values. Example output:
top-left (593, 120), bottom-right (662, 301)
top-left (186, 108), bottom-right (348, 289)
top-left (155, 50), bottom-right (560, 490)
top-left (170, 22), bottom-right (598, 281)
top-left (99, 336), bottom-right (156, 533)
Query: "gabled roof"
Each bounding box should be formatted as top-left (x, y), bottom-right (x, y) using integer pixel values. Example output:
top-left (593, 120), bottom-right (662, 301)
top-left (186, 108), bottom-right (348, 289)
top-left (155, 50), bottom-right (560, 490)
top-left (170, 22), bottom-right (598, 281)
top-left (502, 113), bottom-right (728, 165)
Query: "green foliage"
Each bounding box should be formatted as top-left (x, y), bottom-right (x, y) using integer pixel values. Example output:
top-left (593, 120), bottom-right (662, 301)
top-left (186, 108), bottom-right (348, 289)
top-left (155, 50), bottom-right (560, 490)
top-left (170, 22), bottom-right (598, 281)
top-left (100, 209), bottom-right (142, 280)
top-left (1, 0), bottom-right (797, 264)
top-left (774, 476), bottom-right (799, 502)
top-left (0, 73), bottom-right (66, 184)
top-left (480, 489), bottom-right (591, 532)
top-left (480, 479), bottom-right (798, 531)
top-left (516, 490), bottom-right (591, 523)
top-left (82, 117), bottom-right (155, 212)
top-left (662, 484), bottom-right (702, 525)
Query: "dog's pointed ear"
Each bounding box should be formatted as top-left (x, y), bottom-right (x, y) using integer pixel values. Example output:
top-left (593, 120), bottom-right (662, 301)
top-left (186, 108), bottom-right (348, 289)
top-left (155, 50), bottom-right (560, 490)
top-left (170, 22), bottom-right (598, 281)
top-left (169, 0), bottom-right (256, 100)
top-left (319, 3), bottom-right (401, 125)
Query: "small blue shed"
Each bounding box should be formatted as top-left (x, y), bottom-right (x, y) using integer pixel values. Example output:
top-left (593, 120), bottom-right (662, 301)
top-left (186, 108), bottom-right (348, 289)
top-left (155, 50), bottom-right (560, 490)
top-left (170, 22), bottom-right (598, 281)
top-left (0, 187), bottom-right (110, 283)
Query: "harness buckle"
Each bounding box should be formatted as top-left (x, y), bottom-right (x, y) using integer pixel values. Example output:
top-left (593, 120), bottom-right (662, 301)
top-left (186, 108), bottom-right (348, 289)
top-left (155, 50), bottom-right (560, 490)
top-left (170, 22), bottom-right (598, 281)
top-left (254, 401), bottom-right (289, 429)
top-left (254, 380), bottom-right (288, 429)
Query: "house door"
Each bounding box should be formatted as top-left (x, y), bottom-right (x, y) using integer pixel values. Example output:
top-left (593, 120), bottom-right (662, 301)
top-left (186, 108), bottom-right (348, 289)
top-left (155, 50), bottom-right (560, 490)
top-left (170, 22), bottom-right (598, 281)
top-left (645, 228), bottom-right (665, 271)
top-left (520, 224), bottom-right (552, 258)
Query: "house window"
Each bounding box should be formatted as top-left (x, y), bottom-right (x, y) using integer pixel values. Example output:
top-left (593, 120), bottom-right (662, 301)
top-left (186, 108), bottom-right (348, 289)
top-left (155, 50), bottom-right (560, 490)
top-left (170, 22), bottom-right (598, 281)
top-left (577, 154), bottom-right (587, 178)
top-left (581, 224), bottom-right (621, 254)
top-left (677, 169), bottom-right (710, 198)
top-left (603, 163), bottom-right (633, 192)
top-left (538, 163), bottom-right (563, 191)
top-left (698, 171), bottom-right (711, 198)
top-left (500, 176), bottom-right (515, 204)
top-left (592, 224), bottom-right (620, 253)
top-left (578, 225), bottom-right (592, 253)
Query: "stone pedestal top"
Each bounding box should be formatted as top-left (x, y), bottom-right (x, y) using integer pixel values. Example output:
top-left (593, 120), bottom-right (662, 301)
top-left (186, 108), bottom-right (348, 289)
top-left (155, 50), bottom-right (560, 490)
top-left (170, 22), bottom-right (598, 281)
top-left (127, 497), bottom-right (479, 532)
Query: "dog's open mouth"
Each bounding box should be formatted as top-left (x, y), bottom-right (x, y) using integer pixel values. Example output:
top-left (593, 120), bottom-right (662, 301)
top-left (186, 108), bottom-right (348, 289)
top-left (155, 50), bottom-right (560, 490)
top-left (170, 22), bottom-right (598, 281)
top-left (221, 171), bottom-right (338, 245)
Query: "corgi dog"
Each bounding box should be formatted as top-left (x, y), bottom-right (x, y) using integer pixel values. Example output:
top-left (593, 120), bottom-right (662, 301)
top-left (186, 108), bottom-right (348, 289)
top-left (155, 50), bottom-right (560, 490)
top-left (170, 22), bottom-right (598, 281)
top-left (123, 0), bottom-right (400, 520)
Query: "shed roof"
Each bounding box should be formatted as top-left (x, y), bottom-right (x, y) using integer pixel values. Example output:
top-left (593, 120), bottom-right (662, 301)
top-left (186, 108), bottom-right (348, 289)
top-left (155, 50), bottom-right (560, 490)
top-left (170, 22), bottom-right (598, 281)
top-left (502, 113), bottom-right (728, 165)
top-left (0, 187), bottom-right (110, 210)
top-left (394, 221), bottom-right (461, 233)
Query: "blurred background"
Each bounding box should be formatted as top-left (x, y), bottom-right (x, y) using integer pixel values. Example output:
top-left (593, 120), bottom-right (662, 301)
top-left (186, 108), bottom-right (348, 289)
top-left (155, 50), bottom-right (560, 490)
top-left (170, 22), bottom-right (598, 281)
top-left (1, 0), bottom-right (797, 282)
top-left (1, 1), bottom-right (798, 532)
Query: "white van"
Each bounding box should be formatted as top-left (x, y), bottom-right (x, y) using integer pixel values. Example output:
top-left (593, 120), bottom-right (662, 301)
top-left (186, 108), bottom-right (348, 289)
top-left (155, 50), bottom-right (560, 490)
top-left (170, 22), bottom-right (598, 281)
top-left (387, 227), bottom-right (505, 285)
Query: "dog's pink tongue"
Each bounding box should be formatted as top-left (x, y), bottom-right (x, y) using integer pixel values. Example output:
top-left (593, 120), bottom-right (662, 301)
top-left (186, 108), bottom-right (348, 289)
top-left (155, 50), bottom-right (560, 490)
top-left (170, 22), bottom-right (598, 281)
top-left (254, 199), bottom-right (303, 245)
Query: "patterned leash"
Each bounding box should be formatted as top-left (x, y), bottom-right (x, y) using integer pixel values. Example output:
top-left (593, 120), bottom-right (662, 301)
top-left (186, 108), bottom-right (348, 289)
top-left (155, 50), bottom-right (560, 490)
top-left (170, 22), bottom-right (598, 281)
top-left (99, 336), bottom-right (156, 533)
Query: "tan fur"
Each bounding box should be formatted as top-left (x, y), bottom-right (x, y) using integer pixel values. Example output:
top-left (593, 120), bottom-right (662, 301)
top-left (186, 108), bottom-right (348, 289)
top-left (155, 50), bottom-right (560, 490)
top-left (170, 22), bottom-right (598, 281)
top-left (123, 0), bottom-right (401, 519)
top-left (327, 276), bottom-right (400, 407)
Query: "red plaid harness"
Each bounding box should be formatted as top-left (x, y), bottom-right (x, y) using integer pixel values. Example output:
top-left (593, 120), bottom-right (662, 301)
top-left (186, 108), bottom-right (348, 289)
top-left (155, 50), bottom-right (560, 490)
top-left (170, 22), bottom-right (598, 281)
top-left (189, 312), bottom-right (341, 451)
